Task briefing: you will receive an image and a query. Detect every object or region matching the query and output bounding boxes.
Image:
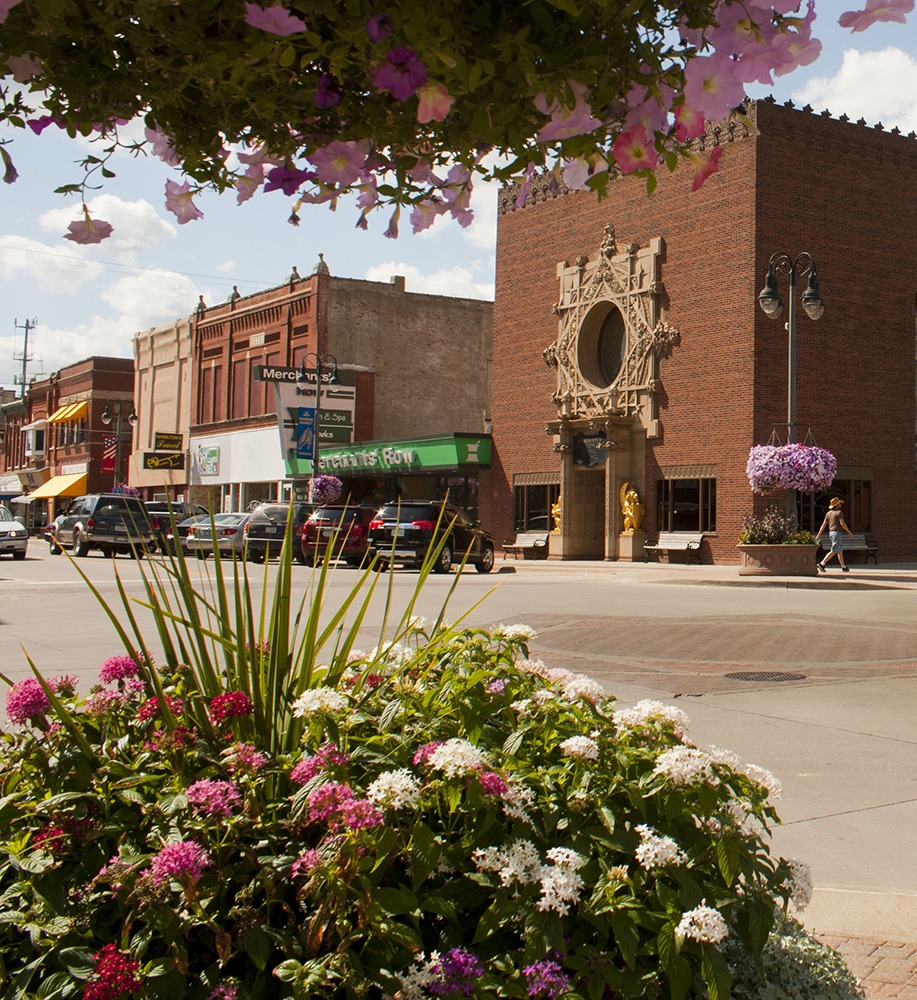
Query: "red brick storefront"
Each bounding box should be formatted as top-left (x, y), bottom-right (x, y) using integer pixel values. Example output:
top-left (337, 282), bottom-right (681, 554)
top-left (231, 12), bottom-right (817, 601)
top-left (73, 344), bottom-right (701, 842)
top-left (484, 98), bottom-right (917, 563)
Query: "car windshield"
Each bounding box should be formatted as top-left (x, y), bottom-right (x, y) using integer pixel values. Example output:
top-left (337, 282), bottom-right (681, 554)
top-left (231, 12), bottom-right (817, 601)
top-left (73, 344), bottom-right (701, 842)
top-left (0, 508), bottom-right (12, 522)
top-left (379, 504), bottom-right (441, 521)
top-left (253, 505), bottom-right (289, 520)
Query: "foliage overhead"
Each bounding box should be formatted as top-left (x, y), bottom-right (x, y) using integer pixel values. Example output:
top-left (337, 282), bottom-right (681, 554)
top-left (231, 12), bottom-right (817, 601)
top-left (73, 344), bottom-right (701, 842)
top-left (0, 0), bottom-right (911, 241)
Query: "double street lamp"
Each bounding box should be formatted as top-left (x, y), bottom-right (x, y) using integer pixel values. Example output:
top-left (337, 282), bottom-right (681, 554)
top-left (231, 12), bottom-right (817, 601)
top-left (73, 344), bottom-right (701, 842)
top-left (100, 398), bottom-right (137, 490)
top-left (298, 352), bottom-right (338, 501)
top-left (757, 251), bottom-right (825, 513)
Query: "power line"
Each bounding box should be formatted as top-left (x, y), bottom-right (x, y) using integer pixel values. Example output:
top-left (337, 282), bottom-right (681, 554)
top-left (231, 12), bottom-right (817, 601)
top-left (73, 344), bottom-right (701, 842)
top-left (0, 243), bottom-right (270, 288)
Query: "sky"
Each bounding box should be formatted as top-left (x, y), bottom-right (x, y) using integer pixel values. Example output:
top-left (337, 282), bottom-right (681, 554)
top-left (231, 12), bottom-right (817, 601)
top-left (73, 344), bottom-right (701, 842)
top-left (1, 6), bottom-right (916, 393)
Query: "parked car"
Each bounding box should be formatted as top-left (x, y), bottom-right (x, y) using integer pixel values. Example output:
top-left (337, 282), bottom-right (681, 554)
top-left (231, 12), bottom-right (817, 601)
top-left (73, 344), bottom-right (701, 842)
top-left (244, 501), bottom-right (315, 564)
top-left (184, 513), bottom-right (251, 560)
top-left (0, 506), bottom-right (28, 560)
top-left (368, 500), bottom-right (495, 573)
top-left (144, 500), bottom-right (211, 552)
top-left (48, 494), bottom-right (154, 557)
top-left (300, 504), bottom-right (377, 566)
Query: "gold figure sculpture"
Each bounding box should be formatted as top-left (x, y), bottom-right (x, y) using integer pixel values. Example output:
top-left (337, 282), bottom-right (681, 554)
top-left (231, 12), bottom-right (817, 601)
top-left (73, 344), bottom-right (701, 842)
top-left (619, 482), bottom-right (644, 534)
top-left (551, 496), bottom-right (562, 533)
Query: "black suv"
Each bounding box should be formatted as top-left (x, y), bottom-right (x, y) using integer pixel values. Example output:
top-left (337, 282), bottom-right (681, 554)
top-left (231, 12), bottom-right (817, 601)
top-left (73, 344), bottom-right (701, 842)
top-left (368, 501), bottom-right (495, 573)
top-left (144, 501), bottom-right (211, 552)
top-left (244, 501), bottom-right (315, 564)
top-left (48, 494), bottom-right (154, 558)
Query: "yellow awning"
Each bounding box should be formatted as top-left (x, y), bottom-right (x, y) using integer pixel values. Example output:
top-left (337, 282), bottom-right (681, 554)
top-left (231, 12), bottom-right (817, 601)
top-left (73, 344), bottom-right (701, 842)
top-left (27, 473), bottom-right (87, 499)
top-left (48, 401), bottom-right (88, 423)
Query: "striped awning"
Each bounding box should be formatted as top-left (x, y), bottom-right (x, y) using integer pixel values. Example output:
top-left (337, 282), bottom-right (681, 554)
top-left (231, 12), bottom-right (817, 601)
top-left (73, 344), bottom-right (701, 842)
top-left (47, 401), bottom-right (88, 423)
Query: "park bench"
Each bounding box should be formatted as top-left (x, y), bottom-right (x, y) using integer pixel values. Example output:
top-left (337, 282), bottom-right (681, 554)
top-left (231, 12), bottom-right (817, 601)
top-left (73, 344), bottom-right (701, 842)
top-left (818, 532), bottom-right (878, 564)
top-left (502, 532), bottom-right (549, 560)
top-left (644, 532), bottom-right (706, 564)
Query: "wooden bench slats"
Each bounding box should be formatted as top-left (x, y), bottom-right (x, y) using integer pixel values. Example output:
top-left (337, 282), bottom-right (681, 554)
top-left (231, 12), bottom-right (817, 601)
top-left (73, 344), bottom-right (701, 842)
top-left (644, 532), bottom-right (706, 564)
top-left (502, 532), bottom-right (549, 560)
top-left (818, 532), bottom-right (878, 564)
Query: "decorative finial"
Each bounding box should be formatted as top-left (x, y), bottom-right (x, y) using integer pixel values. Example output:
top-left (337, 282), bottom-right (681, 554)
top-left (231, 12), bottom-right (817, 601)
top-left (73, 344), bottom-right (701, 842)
top-left (312, 253), bottom-right (331, 276)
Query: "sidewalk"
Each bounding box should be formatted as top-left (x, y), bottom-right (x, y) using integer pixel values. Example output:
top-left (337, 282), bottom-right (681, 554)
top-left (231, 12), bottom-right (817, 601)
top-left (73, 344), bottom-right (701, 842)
top-left (506, 556), bottom-right (917, 997)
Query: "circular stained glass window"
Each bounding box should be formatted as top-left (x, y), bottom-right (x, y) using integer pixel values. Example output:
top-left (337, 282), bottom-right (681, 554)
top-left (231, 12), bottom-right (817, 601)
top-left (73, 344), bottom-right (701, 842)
top-left (577, 302), bottom-right (627, 389)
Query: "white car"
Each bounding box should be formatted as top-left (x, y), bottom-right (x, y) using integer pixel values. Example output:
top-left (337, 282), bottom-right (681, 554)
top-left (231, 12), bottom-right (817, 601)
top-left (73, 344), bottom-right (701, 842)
top-left (184, 512), bottom-right (251, 560)
top-left (0, 506), bottom-right (28, 560)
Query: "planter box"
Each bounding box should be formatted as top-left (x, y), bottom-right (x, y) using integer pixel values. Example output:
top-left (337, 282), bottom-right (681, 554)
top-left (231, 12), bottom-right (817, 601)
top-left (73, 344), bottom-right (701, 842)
top-left (737, 544), bottom-right (819, 577)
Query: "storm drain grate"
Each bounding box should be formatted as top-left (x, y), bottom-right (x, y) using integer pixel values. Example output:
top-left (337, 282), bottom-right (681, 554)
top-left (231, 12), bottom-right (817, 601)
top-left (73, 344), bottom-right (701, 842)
top-left (725, 670), bottom-right (807, 682)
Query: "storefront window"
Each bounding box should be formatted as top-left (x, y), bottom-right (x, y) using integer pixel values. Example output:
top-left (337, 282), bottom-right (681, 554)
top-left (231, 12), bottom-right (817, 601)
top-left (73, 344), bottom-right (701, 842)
top-left (513, 483), bottom-right (560, 532)
top-left (797, 480), bottom-right (872, 532)
top-left (656, 478), bottom-right (716, 532)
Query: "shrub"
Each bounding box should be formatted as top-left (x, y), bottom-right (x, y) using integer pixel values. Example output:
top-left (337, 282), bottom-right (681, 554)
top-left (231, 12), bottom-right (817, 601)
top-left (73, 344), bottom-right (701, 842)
top-left (738, 508), bottom-right (816, 546)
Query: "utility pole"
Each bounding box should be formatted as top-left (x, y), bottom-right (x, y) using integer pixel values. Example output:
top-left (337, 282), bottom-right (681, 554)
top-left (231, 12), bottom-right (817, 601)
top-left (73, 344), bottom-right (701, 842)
top-left (13, 318), bottom-right (36, 398)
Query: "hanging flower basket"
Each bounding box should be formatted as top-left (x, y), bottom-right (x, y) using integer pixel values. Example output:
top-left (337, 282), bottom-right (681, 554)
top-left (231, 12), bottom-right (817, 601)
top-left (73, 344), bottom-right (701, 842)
top-left (746, 443), bottom-right (836, 495)
top-left (310, 474), bottom-right (343, 505)
top-left (111, 482), bottom-right (141, 498)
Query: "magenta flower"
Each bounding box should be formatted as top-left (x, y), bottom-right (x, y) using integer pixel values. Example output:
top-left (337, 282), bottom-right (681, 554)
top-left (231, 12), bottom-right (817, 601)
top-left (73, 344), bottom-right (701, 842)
top-left (682, 52), bottom-right (746, 122)
top-left (840, 0), bottom-right (913, 31)
top-left (307, 781), bottom-right (355, 823)
top-left (479, 771), bottom-right (509, 796)
top-left (164, 179), bottom-right (204, 224)
top-left (611, 124), bottom-right (659, 173)
top-left (223, 742), bottom-right (267, 773)
top-left (63, 214), bottom-right (114, 245)
top-left (291, 742), bottom-right (349, 785)
top-left (430, 948), bottom-right (484, 996)
top-left (674, 103), bottom-right (705, 142)
top-left (315, 74), bottom-right (343, 108)
top-left (410, 198), bottom-right (445, 234)
top-left (688, 145), bottom-right (723, 192)
top-left (144, 125), bottom-right (181, 166)
top-left (33, 823), bottom-right (70, 858)
top-left (523, 960), bottom-right (571, 999)
top-left (26, 115), bottom-right (61, 136)
top-left (86, 689), bottom-right (127, 717)
top-left (243, 2), bottom-right (306, 36)
top-left (150, 840), bottom-right (211, 886)
top-left (416, 82), bottom-right (455, 123)
top-left (99, 655), bottom-right (141, 685)
top-left (746, 444), bottom-right (836, 494)
top-left (413, 740), bottom-right (443, 765)
top-left (366, 13), bottom-right (393, 41)
top-left (372, 46), bottom-right (427, 101)
top-left (534, 79), bottom-right (602, 142)
top-left (137, 695), bottom-right (183, 722)
top-left (83, 943), bottom-right (142, 1000)
top-left (51, 675), bottom-right (78, 697)
top-left (0, 0), bottom-right (23, 24)
top-left (209, 691), bottom-right (253, 725)
top-left (186, 779), bottom-right (242, 818)
top-left (383, 205), bottom-right (400, 239)
top-left (6, 678), bottom-right (51, 724)
top-left (291, 848), bottom-right (321, 877)
top-left (263, 164), bottom-right (314, 196)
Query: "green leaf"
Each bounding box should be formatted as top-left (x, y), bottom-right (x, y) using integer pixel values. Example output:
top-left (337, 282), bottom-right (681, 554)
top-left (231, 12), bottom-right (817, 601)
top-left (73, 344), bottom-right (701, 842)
top-left (373, 886), bottom-right (416, 916)
top-left (715, 835), bottom-right (740, 886)
top-left (546, 0), bottom-right (580, 15)
top-left (611, 910), bottom-right (639, 969)
top-left (273, 959), bottom-right (303, 982)
top-left (701, 945), bottom-right (732, 1000)
top-left (58, 947), bottom-right (95, 978)
top-left (244, 923), bottom-right (272, 970)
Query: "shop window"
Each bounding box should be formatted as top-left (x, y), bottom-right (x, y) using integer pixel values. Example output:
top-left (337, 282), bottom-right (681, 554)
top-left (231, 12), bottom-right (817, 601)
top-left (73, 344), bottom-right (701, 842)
top-left (513, 483), bottom-right (560, 532)
top-left (656, 478), bottom-right (716, 532)
top-left (796, 480), bottom-right (872, 533)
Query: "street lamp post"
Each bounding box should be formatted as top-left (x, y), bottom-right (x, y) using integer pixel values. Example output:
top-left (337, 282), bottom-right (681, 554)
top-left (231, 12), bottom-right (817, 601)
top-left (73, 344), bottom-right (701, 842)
top-left (757, 251), bottom-right (825, 514)
top-left (100, 398), bottom-right (138, 490)
top-left (298, 352), bottom-right (337, 501)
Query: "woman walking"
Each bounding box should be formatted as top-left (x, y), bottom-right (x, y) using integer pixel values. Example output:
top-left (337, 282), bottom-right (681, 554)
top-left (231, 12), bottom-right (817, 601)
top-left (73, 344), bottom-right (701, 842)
top-left (816, 497), bottom-right (854, 572)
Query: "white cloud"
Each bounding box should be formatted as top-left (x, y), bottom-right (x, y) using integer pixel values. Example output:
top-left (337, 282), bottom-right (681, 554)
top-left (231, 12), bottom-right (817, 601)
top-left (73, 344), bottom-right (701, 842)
top-left (38, 194), bottom-right (176, 261)
top-left (363, 261), bottom-right (493, 300)
top-left (0, 235), bottom-right (106, 293)
top-left (794, 47), bottom-right (917, 132)
top-left (98, 271), bottom-right (201, 329)
top-left (215, 259), bottom-right (237, 274)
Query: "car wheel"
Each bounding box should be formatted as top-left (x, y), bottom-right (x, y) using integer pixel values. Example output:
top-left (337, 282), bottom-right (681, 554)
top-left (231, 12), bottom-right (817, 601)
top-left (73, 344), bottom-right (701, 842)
top-left (101, 547), bottom-right (114, 558)
top-left (475, 544), bottom-right (495, 574)
top-left (370, 559), bottom-right (388, 572)
top-left (295, 550), bottom-right (307, 566)
top-left (433, 543), bottom-right (453, 573)
top-left (13, 550), bottom-right (25, 561)
top-left (248, 550), bottom-right (264, 564)
top-left (345, 557), bottom-right (363, 567)
top-left (73, 531), bottom-right (91, 558)
top-left (49, 537), bottom-right (62, 555)
top-left (196, 551), bottom-right (209, 560)
top-left (129, 547), bottom-right (143, 559)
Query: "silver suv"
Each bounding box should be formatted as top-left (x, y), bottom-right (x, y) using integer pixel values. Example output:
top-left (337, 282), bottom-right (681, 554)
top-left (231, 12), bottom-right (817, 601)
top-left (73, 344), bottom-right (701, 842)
top-left (48, 494), bottom-right (154, 558)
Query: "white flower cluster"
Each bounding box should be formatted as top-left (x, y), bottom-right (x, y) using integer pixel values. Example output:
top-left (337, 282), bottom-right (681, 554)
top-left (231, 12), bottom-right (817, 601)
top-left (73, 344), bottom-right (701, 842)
top-left (369, 640), bottom-right (413, 665)
top-left (705, 745), bottom-right (741, 769)
top-left (653, 747), bottom-right (719, 786)
top-left (406, 615), bottom-right (428, 632)
top-left (676, 902), bottom-right (729, 943)
top-left (782, 858), bottom-right (814, 911)
top-left (502, 780), bottom-right (536, 824)
top-left (428, 738), bottom-right (491, 777)
top-left (291, 687), bottom-right (348, 718)
top-left (516, 657), bottom-right (549, 677)
top-left (634, 824), bottom-right (687, 870)
top-left (721, 801), bottom-right (765, 839)
top-left (742, 763), bottom-right (782, 801)
top-left (510, 699), bottom-right (532, 717)
top-left (395, 953), bottom-right (439, 1000)
top-left (472, 839), bottom-right (586, 916)
top-left (560, 736), bottom-right (599, 761)
top-left (613, 700), bottom-right (689, 735)
top-left (493, 623), bottom-right (538, 641)
top-left (366, 768), bottom-right (422, 810)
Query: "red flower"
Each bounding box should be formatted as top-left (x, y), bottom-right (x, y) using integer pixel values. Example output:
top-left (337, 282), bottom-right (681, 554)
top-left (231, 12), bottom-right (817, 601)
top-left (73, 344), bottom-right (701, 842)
top-left (83, 943), bottom-right (142, 1000)
top-left (209, 691), bottom-right (253, 726)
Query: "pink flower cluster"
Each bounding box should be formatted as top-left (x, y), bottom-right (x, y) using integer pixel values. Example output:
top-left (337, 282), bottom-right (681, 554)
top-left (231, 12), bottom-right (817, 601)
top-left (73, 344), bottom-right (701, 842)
top-left (209, 691), bottom-right (253, 726)
top-left (150, 839), bottom-right (211, 886)
top-left (137, 695), bottom-right (183, 722)
top-left (6, 678), bottom-right (50, 724)
top-left (307, 781), bottom-right (384, 832)
top-left (98, 655), bottom-right (141, 685)
top-left (290, 742), bottom-right (350, 786)
top-left (223, 742), bottom-right (267, 774)
top-left (186, 779), bottom-right (242, 818)
top-left (746, 443), bottom-right (836, 494)
top-left (83, 943), bottom-right (142, 1000)
top-left (412, 741), bottom-right (443, 766)
top-left (291, 848), bottom-right (321, 877)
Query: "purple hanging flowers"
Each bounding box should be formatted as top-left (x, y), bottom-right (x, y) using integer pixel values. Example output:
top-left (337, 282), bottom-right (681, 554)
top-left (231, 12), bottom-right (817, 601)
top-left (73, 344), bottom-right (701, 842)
top-left (746, 443), bottom-right (836, 495)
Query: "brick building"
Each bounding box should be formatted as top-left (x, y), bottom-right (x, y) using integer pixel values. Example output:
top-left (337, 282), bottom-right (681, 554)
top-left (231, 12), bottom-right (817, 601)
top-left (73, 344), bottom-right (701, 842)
top-left (485, 98), bottom-right (917, 563)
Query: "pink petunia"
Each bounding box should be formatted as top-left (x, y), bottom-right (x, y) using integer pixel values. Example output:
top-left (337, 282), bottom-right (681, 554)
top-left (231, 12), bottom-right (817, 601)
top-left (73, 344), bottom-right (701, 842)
top-left (682, 52), bottom-right (746, 123)
top-left (611, 124), bottom-right (659, 173)
top-left (307, 139), bottom-right (370, 187)
top-left (27, 115), bottom-right (61, 136)
top-left (534, 79), bottom-right (603, 143)
top-left (64, 214), bottom-right (114, 245)
top-left (144, 125), bottom-right (181, 166)
top-left (410, 198), bottom-right (445, 234)
top-left (164, 180), bottom-right (204, 224)
top-left (0, 147), bottom-right (17, 185)
top-left (263, 164), bottom-right (314, 196)
top-left (366, 13), bottom-right (393, 41)
top-left (0, 0), bottom-right (23, 24)
top-left (839, 0), bottom-right (913, 31)
top-left (688, 145), bottom-right (723, 192)
top-left (6, 53), bottom-right (43, 82)
top-left (243, 3), bottom-right (306, 36)
top-left (315, 74), bottom-right (342, 108)
top-left (674, 104), bottom-right (706, 143)
top-left (416, 82), bottom-right (455, 123)
top-left (372, 46), bottom-right (426, 101)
